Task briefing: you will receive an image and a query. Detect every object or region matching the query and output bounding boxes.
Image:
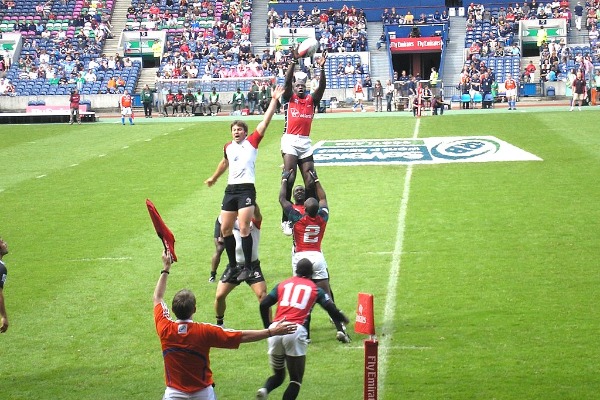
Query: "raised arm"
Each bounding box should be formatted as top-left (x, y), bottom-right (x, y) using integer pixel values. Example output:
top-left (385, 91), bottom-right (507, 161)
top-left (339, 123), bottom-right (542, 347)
top-left (312, 50), bottom-right (328, 103)
top-left (255, 85), bottom-right (285, 137)
top-left (283, 49), bottom-right (299, 100)
top-left (153, 250), bottom-right (173, 306)
top-left (309, 169), bottom-right (327, 208)
top-left (279, 169), bottom-right (294, 211)
top-left (204, 157), bottom-right (229, 187)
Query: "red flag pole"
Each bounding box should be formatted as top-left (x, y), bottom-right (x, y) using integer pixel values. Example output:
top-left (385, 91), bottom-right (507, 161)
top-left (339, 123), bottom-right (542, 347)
top-left (356, 293), bottom-right (378, 400)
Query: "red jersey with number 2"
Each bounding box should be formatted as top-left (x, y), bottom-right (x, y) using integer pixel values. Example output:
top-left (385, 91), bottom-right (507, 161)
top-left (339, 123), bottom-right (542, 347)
top-left (287, 207), bottom-right (328, 252)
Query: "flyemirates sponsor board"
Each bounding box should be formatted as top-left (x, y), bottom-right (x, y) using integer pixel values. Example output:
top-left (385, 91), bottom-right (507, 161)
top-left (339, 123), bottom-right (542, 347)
top-left (312, 137), bottom-right (542, 166)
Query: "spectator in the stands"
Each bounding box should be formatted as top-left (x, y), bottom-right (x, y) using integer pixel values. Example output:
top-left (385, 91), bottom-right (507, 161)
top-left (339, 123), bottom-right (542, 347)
top-left (84, 69), bottom-right (97, 83)
top-left (344, 62), bottom-right (355, 75)
top-left (106, 76), bottom-right (117, 93)
top-left (376, 32), bottom-right (386, 50)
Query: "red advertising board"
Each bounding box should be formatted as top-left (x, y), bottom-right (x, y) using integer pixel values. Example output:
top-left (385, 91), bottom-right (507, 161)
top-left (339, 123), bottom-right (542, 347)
top-left (390, 37), bottom-right (443, 53)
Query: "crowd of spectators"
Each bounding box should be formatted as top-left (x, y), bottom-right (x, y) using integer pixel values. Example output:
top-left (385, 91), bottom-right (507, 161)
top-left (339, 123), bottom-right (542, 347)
top-left (381, 7), bottom-right (450, 25)
top-left (268, 5), bottom-right (369, 53)
top-left (0, 0), bottom-right (139, 95)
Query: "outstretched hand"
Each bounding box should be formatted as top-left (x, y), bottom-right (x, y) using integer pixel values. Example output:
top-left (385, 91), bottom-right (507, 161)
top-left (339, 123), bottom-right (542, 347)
top-left (308, 169), bottom-right (319, 183)
top-left (270, 318), bottom-right (298, 336)
top-left (282, 168), bottom-right (294, 182)
top-left (272, 85), bottom-right (285, 100)
top-left (317, 50), bottom-right (328, 67)
top-left (289, 45), bottom-right (300, 60)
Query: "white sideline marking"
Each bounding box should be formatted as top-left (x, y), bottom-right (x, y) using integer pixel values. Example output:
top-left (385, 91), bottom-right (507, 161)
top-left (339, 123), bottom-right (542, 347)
top-left (145, 138), bottom-right (152, 142)
top-left (99, 154), bottom-right (106, 157)
top-left (36, 174), bottom-right (46, 179)
top-left (367, 251), bottom-right (393, 255)
top-left (122, 145), bottom-right (129, 149)
top-left (70, 257), bottom-right (132, 262)
top-left (178, 128), bottom-right (184, 131)
top-left (70, 163), bottom-right (78, 167)
top-left (379, 119), bottom-right (420, 397)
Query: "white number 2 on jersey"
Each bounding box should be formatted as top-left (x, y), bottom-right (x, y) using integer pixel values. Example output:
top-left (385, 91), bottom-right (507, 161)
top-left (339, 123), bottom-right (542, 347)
top-left (303, 224), bottom-right (320, 243)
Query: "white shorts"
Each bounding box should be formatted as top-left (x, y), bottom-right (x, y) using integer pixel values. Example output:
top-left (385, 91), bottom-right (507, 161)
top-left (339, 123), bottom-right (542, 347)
top-left (121, 106), bottom-right (132, 116)
top-left (267, 322), bottom-right (309, 358)
top-left (281, 134), bottom-right (313, 159)
top-left (506, 89), bottom-right (517, 98)
top-left (292, 250), bottom-right (328, 280)
top-left (354, 92), bottom-right (364, 101)
top-left (163, 385), bottom-right (215, 400)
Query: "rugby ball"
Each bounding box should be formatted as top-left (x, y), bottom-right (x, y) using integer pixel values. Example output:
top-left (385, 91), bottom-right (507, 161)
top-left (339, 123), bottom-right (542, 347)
top-left (297, 38), bottom-right (319, 58)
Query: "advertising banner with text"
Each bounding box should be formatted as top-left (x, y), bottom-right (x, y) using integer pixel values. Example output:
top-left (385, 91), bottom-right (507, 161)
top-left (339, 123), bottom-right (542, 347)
top-left (390, 37), bottom-right (443, 53)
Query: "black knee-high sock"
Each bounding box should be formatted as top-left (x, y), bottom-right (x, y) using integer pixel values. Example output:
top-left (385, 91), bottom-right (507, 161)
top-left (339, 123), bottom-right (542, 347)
top-left (283, 381), bottom-right (301, 400)
top-left (223, 235), bottom-right (237, 267)
top-left (264, 369), bottom-right (286, 392)
top-left (241, 234), bottom-right (253, 268)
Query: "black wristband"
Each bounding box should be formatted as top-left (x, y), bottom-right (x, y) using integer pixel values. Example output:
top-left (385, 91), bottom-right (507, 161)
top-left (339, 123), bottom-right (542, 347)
top-left (160, 270), bottom-right (170, 275)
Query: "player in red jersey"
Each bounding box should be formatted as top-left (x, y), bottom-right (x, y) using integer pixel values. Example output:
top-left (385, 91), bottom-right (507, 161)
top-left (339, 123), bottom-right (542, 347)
top-left (291, 185), bottom-right (305, 213)
top-left (164, 89), bottom-right (176, 116)
top-left (504, 73), bottom-right (518, 110)
top-left (69, 88), bottom-right (81, 125)
top-left (120, 89), bottom-right (134, 125)
top-left (256, 258), bottom-right (349, 400)
top-left (279, 169), bottom-right (350, 343)
top-left (174, 89), bottom-right (185, 116)
top-left (205, 86), bottom-right (285, 283)
top-left (279, 48), bottom-right (328, 235)
top-left (153, 249), bottom-right (296, 400)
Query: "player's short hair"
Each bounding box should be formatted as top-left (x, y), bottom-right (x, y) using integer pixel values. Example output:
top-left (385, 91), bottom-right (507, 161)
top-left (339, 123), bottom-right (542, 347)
top-left (304, 198), bottom-right (318, 217)
top-left (172, 289), bottom-right (196, 320)
top-left (296, 258), bottom-right (313, 278)
top-left (230, 120), bottom-right (248, 133)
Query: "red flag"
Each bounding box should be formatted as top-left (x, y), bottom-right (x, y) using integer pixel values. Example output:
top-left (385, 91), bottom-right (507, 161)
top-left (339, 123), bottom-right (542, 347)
top-left (146, 199), bottom-right (177, 262)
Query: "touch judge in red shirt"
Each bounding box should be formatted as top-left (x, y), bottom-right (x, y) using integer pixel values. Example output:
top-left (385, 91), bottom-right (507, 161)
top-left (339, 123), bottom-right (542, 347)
top-left (153, 250), bottom-right (296, 400)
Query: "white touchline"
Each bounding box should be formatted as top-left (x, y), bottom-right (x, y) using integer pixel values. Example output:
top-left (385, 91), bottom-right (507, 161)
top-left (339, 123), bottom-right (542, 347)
top-left (379, 118), bottom-right (420, 397)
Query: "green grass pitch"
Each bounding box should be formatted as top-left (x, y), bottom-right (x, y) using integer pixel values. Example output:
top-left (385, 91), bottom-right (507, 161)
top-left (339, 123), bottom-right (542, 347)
top-left (1, 108), bottom-right (599, 399)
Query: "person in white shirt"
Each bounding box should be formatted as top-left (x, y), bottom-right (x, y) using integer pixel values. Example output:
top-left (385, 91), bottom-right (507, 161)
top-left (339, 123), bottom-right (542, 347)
top-left (88, 58), bottom-right (100, 71)
top-left (84, 69), bottom-right (97, 82)
top-left (205, 86), bottom-right (285, 283)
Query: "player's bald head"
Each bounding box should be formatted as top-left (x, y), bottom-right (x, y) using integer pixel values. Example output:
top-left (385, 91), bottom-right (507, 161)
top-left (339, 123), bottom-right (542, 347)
top-left (304, 198), bottom-right (318, 217)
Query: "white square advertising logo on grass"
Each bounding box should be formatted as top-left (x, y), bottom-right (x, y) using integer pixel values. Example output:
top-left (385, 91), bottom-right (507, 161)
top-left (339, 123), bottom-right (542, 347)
top-left (312, 137), bottom-right (542, 166)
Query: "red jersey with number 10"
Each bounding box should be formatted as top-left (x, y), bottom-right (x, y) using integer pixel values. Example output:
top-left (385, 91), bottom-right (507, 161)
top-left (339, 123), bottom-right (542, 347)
top-left (283, 93), bottom-right (315, 136)
top-left (273, 276), bottom-right (322, 325)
